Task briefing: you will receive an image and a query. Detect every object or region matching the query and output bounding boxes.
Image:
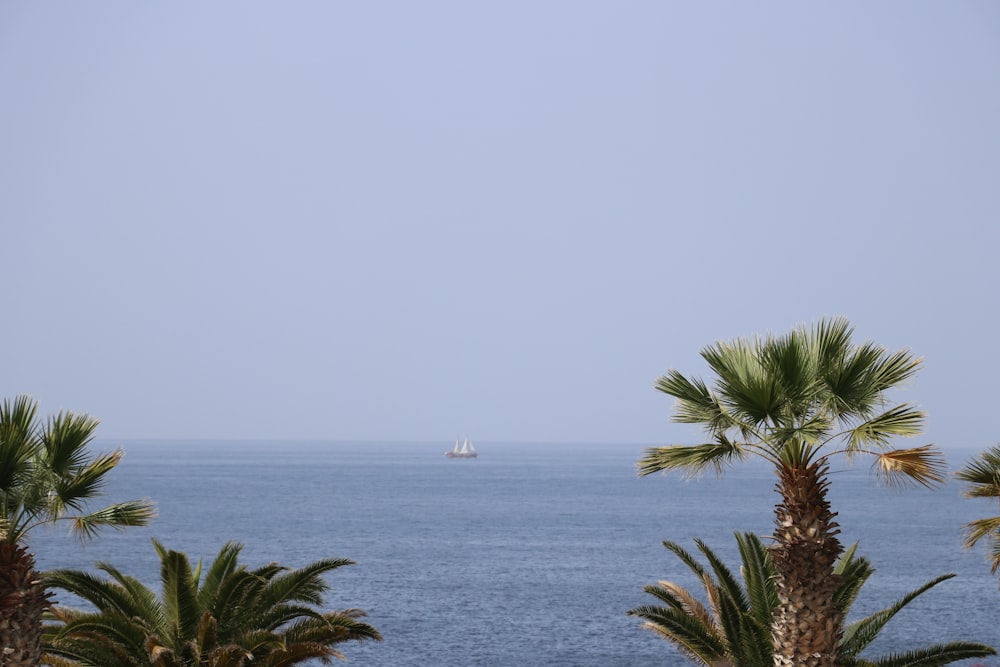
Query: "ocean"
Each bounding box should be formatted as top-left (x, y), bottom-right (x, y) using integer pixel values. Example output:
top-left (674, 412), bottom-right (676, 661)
top-left (31, 440), bottom-right (999, 666)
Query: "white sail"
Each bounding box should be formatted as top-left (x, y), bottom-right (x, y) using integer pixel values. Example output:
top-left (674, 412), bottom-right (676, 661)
top-left (446, 434), bottom-right (478, 458)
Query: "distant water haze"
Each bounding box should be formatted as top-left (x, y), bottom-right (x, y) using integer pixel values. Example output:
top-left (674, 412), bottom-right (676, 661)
top-left (32, 440), bottom-right (1000, 666)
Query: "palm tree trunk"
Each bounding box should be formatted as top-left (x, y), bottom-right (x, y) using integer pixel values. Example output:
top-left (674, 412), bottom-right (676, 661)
top-left (770, 463), bottom-right (843, 667)
top-left (0, 543), bottom-right (50, 667)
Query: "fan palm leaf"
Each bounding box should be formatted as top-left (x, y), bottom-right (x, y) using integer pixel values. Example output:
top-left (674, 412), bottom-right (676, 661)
top-left (637, 438), bottom-right (749, 478)
top-left (0, 396), bottom-right (154, 666)
top-left (870, 445), bottom-right (947, 489)
top-left (639, 319), bottom-right (945, 666)
top-left (957, 445), bottom-right (1000, 577)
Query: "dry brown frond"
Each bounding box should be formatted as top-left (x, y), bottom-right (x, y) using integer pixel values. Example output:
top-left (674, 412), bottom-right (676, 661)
top-left (659, 579), bottom-right (718, 631)
top-left (872, 444), bottom-right (946, 488)
top-left (701, 573), bottom-right (725, 630)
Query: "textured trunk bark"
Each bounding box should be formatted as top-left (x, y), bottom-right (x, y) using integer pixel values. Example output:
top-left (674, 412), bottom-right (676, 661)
top-left (0, 543), bottom-right (50, 667)
top-left (770, 463), bottom-right (843, 667)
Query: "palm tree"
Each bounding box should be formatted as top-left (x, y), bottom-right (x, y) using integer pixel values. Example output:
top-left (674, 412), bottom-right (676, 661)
top-left (637, 318), bottom-right (946, 667)
top-left (629, 533), bottom-right (995, 667)
top-left (42, 539), bottom-right (381, 666)
top-left (956, 444), bottom-right (1000, 582)
top-left (0, 395), bottom-right (155, 667)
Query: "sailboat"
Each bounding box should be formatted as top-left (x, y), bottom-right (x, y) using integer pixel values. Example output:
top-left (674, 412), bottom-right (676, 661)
top-left (445, 435), bottom-right (478, 459)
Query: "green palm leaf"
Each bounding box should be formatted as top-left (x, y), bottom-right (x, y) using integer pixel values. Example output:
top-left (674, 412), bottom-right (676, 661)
top-left (40, 412), bottom-right (100, 476)
top-left (831, 543), bottom-right (874, 615)
top-left (956, 445), bottom-right (1000, 494)
top-left (957, 445), bottom-right (1000, 578)
top-left (53, 451), bottom-right (125, 511)
top-left (847, 405), bottom-right (927, 452)
top-left (157, 547), bottom-right (202, 647)
top-left (197, 541), bottom-right (243, 608)
top-left (70, 500), bottom-right (157, 541)
top-left (633, 533), bottom-right (995, 667)
top-left (638, 437), bottom-right (747, 478)
top-left (44, 540), bottom-right (380, 666)
top-left (262, 557), bottom-right (353, 607)
top-left (961, 516), bottom-right (1000, 574)
top-left (0, 396), bottom-right (154, 546)
top-left (840, 574), bottom-right (955, 657)
top-left (646, 321), bottom-right (947, 663)
top-left (733, 532), bottom-right (776, 633)
top-left (854, 643), bottom-right (997, 667)
top-left (629, 601), bottom-right (728, 665)
top-left (0, 396), bottom-right (39, 494)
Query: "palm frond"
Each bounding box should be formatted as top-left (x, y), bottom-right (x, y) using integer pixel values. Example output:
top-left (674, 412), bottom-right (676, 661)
top-left (53, 451), bottom-right (125, 512)
top-left (956, 446), bottom-right (1000, 578)
top-left (0, 396), bottom-right (39, 496)
top-left (864, 348), bottom-right (923, 398)
top-left (232, 627), bottom-right (285, 655)
top-left (770, 413), bottom-right (833, 450)
top-left (633, 534), bottom-right (775, 667)
top-left (634, 531), bottom-right (990, 667)
top-left (195, 610), bottom-right (218, 657)
top-left (45, 613), bottom-right (150, 666)
top-left (695, 539), bottom-right (750, 616)
top-left (661, 540), bottom-right (709, 580)
top-left (847, 405), bottom-right (926, 452)
top-left (956, 445), bottom-right (1000, 498)
top-left (961, 516), bottom-right (1000, 573)
top-left (821, 346), bottom-right (877, 417)
top-left (861, 642), bottom-right (996, 667)
top-left (0, 395), bottom-right (39, 444)
top-left (733, 532), bottom-right (776, 633)
top-left (656, 371), bottom-right (715, 423)
top-left (95, 560), bottom-right (168, 631)
top-left (45, 568), bottom-right (153, 623)
top-left (765, 329), bottom-right (815, 409)
top-left (656, 580), bottom-right (717, 631)
top-left (262, 558), bottom-right (353, 608)
top-left (159, 548), bottom-right (202, 647)
top-left (831, 543), bottom-right (875, 617)
top-left (628, 602), bottom-right (728, 666)
top-left (197, 541), bottom-right (244, 608)
top-left (213, 567), bottom-right (269, 635)
top-left (46, 540), bottom-right (378, 665)
top-left (254, 603), bottom-right (327, 634)
top-left (702, 338), bottom-right (788, 428)
top-left (206, 644), bottom-right (255, 667)
top-left (840, 574), bottom-right (955, 658)
top-left (0, 397), bottom-right (154, 550)
top-left (261, 645), bottom-right (342, 667)
top-left (637, 438), bottom-right (747, 478)
top-left (41, 412), bottom-right (100, 476)
top-left (870, 445), bottom-right (946, 488)
top-left (71, 500), bottom-right (157, 541)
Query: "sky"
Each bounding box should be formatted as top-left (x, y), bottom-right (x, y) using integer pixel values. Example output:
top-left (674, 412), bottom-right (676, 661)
top-left (1, 3), bottom-right (998, 450)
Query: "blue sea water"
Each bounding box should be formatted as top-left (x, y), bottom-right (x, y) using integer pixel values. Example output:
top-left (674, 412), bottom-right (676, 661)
top-left (30, 440), bottom-right (999, 666)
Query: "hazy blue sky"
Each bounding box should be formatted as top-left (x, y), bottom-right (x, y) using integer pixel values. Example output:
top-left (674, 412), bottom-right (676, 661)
top-left (2, 3), bottom-right (998, 448)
